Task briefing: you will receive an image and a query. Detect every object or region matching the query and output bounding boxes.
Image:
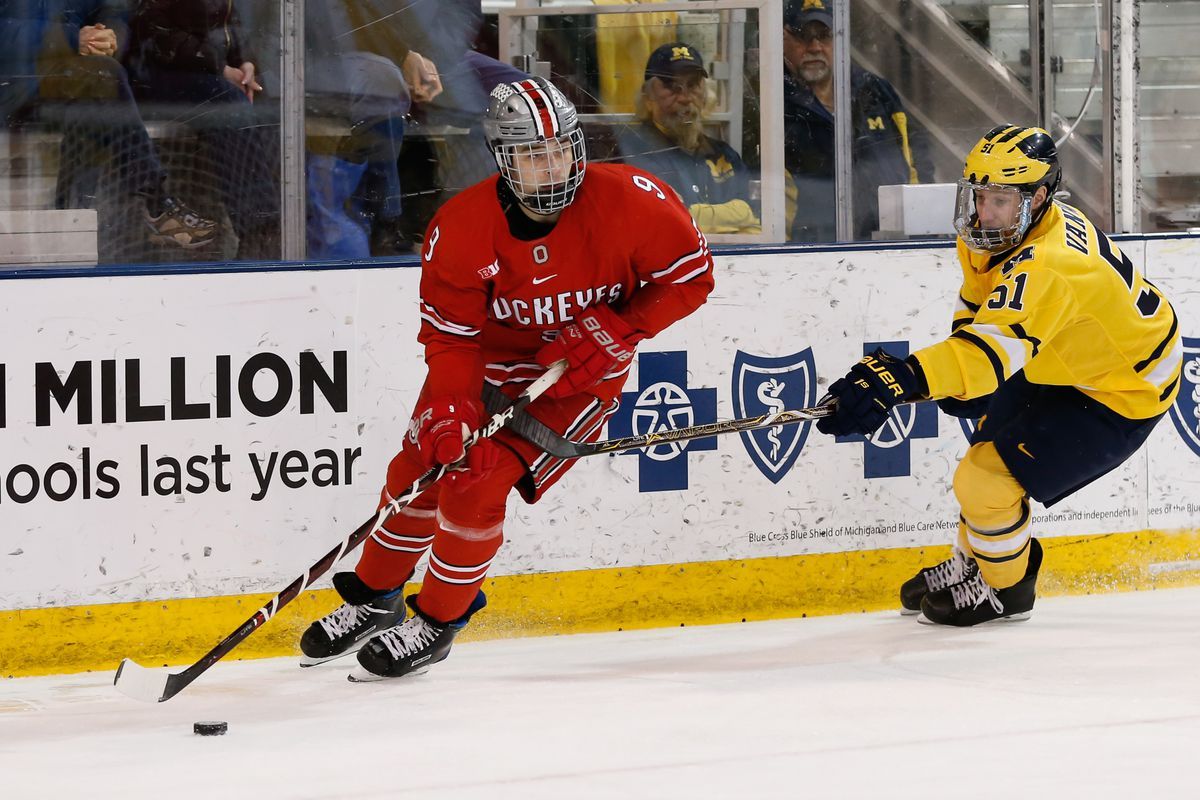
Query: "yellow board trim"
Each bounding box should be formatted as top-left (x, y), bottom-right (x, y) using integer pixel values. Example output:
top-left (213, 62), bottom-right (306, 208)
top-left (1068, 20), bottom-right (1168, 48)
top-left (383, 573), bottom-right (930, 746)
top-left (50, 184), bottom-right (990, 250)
top-left (3, 528), bottom-right (1199, 678)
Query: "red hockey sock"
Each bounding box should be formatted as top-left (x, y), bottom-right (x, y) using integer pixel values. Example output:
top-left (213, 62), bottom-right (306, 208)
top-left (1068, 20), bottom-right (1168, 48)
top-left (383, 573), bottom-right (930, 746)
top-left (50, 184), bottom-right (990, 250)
top-left (356, 448), bottom-right (440, 591)
top-left (414, 446), bottom-right (528, 621)
top-left (416, 520), bottom-right (504, 623)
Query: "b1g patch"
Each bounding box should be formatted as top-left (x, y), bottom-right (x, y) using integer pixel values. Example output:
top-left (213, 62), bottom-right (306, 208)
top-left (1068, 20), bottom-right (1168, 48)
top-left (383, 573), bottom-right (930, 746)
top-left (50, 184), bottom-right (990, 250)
top-left (731, 349), bottom-right (817, 483)
top-left (1168, 336), bottom-right (1200, 458)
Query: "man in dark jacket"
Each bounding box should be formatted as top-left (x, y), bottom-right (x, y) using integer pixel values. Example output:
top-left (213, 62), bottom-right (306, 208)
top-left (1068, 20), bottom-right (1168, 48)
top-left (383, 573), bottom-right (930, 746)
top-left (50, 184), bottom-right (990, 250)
top-left (618, 42), bottom-right (760, 234)
top-left (782, 0), bottom-right (928, 242)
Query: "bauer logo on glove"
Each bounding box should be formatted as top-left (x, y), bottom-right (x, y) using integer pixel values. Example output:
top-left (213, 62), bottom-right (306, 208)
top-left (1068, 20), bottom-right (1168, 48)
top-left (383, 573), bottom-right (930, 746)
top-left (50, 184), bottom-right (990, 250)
top-left (816, 349), bottom-right (927, 437)
top-left (581, 315), bottom-right (634, 362)
top-left (536, 304), bottom-right (642, 399)
top-left (860, 353), bottom-right (909, 398)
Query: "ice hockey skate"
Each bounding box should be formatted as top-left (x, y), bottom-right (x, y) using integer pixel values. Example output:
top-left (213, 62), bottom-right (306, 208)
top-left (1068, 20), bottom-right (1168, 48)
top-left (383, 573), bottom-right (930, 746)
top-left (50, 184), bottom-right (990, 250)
top-left (919, 538), bottom-right (1042, 626)
top-left (899, 547), bottom-right (977, 614)
top-left (349, 591), bottom-right (487, 682)
top-left (299, 572), bottom-right (407, 666)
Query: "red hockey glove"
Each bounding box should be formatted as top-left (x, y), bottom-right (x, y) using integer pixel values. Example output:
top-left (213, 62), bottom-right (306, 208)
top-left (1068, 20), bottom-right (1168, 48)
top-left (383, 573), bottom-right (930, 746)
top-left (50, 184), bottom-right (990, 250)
top-left (536, 304), bottom-right (638, 399)
top-left (412, 396), bottom-right (497, 490)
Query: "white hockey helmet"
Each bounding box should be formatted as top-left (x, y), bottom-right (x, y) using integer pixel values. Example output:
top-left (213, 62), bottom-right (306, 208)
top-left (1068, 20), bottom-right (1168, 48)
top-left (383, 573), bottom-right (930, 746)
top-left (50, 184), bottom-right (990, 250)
top-left (483, 77), bottom-right (587, 214)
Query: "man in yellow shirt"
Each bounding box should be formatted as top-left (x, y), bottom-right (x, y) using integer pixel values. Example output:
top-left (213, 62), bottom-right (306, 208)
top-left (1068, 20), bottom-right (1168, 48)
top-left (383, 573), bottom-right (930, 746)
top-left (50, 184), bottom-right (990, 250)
top-left (817, 124), bottom-right (1182, 626)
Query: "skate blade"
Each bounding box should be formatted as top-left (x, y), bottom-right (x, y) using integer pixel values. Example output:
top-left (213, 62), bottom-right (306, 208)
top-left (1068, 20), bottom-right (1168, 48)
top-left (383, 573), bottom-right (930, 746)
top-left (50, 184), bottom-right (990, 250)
top-left (899, 607), bottom-right (921, 617)
top-left (916, 611), bottom-right (1033, 626)
top-left (347, 664), bottom-right (431, 683)
top-left (299, 648), bottom-right (361, 668)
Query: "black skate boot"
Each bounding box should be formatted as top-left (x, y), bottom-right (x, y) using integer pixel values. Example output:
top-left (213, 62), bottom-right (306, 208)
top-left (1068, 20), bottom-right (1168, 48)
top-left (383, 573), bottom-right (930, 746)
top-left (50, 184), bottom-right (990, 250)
top-left (900, 548), bottom-right (977, 614)
top-left (299, 572), bottom-right (407, 666)
top-left (350, 591), bottom-right (487, 682)
top-left (919, 538), bottom-right (1043, 627)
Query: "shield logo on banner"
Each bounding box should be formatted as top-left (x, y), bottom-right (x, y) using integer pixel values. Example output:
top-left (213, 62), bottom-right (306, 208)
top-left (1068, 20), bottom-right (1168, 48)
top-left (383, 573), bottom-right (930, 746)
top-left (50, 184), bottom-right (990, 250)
top-left (1168, 336), bottom-right (1200, 459)
top-left (732, 349), bottom-right (817, 483)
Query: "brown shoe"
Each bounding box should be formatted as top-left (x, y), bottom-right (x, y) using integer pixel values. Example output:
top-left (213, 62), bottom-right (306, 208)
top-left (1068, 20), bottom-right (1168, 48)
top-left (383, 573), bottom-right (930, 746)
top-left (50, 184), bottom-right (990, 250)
top-left (144, 197), bottom-right (218, 249)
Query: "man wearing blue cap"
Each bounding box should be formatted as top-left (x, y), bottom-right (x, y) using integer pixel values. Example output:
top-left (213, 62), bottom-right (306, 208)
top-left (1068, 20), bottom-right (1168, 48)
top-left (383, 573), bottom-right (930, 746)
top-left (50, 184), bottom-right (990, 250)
top-left (617, 41), bottom-right (760, 234)
top-left (782, 0), bottom-right (929, 241)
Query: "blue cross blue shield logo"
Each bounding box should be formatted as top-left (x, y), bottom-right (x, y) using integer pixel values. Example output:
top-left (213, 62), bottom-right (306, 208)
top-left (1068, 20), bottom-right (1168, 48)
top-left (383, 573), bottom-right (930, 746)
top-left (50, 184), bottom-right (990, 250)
top-left (608, 351), bottom-right (718, 492)
top-left (732, 349), bottom-right (817, 483)
top-left (1168, 336), bottom-right (1200, 459)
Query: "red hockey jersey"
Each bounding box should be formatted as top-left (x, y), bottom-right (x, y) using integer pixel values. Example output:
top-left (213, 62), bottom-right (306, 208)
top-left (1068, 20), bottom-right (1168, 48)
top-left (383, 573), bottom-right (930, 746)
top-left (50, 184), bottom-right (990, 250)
top-left (417, 163), bottom-right (715, 403)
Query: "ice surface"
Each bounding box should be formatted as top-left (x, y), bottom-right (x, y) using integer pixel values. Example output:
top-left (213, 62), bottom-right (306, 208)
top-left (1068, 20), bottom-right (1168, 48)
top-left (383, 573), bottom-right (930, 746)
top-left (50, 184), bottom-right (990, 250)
top-left (3, 587), bottom-right (1199, 798)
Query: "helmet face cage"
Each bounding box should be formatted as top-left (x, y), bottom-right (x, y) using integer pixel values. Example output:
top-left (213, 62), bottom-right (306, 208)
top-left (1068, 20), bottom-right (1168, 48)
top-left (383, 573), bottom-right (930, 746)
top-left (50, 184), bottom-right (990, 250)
top-left (954, 180), bottom-right (1034, 253)
top-left (493, 128), bottom-right (586, 214)
top-left (484, 79), bottom-right (587, 214)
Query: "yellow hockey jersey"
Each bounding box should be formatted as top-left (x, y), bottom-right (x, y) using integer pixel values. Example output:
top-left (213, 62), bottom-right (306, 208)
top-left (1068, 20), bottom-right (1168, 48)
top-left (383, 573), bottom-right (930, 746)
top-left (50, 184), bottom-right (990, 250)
top-left (914, 202), bottom-right (1181, 420)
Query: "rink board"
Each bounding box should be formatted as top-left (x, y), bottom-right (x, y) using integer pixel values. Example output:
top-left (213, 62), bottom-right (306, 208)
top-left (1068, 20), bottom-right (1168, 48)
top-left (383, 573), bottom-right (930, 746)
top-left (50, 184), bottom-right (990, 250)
top-left (1, 235), bottom-right (1198, 676)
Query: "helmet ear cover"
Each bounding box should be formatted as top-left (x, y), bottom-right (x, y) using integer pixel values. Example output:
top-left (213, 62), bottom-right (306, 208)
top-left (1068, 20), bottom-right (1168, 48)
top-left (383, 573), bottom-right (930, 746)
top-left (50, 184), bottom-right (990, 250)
top-left (483, 78), bottom-right (587, 214)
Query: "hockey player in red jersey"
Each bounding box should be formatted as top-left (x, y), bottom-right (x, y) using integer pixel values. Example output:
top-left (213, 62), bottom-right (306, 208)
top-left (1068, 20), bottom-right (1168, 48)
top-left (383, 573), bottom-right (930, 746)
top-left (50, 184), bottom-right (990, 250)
top-left (299, 77), bottom-right (715, 680)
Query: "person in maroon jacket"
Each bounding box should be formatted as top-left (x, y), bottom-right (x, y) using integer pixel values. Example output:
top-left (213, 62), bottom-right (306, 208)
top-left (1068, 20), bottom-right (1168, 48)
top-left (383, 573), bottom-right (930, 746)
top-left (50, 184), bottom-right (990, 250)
top-left (299, 77), bottom-right (716, 681)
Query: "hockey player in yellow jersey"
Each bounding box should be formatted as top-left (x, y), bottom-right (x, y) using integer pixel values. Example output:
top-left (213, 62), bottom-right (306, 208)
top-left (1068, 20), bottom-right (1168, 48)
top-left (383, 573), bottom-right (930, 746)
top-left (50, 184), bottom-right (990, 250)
top-left (817, 124), bottom-right (1182, 626)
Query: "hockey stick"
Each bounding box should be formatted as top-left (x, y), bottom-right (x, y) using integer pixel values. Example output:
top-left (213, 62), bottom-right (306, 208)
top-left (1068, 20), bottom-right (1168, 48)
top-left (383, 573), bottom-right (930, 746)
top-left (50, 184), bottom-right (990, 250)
top-left (113, 360), bottom-right (567, 703)
top-left (500, 391), bottom-right (835, 458)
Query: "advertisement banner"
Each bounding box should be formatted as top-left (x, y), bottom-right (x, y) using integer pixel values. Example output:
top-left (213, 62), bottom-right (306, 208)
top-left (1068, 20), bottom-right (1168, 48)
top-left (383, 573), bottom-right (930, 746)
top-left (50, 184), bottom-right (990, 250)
top-left (2, 237), bottom-right (1196, 610)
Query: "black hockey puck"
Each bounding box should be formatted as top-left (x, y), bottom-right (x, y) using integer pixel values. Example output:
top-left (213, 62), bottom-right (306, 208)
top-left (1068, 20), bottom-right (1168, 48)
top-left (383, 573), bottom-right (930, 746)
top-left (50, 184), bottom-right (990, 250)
top-left (193, 721), bottom-right (228, 736)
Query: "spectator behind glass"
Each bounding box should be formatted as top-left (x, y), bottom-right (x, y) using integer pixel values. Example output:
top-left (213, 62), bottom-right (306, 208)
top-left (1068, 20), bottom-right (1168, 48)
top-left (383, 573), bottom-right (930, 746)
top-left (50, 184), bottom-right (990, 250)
top-left (124, 0), bottom-right (281, 259)
top-left (341, 1), bottom-right (526, 222)
top-left (303, 1), bottom-right (421, 260)
top-left (592, 0), bottom-right (679, 114)
top-left (0, 0), bottom-right (218, 251)
top-left (782, 0), bottom-right (929, 241)
top-left (617, 42), bottom-right (761, 235)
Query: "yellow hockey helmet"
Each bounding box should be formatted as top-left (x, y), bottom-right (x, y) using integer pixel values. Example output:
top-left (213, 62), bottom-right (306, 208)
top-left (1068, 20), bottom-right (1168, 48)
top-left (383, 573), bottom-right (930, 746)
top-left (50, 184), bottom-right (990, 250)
top-left (954, 125), bottom-right (1061, 252)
